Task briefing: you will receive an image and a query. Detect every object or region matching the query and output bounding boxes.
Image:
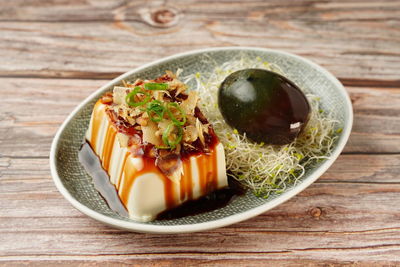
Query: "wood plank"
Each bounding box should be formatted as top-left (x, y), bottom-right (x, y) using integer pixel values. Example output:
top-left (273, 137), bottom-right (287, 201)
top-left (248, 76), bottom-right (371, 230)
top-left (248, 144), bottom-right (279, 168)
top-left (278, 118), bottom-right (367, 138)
top-left (0, 78), bottom-right (399, 156)
top-left (1, 0), bottom-right (399, 265)
top-left (1, 180), bottom-right (400, 261)
top-left (1, 259), bottom-right (398, 267)
top-left (2, 156), bottom-right (400, 260)
top-left (0, 212), bottom-right (399, 261)
top-left (0, 257), bottom-right (399, 267)
top-left (1, 154), bottom-right (399, 184)
top-left (1, 154), bottom-right (398, 227)
top-left (0, 1), bottom-right (399, 81)
top-left (321, 155), bottom-right (400, 183)
top-left (1, 0), bottom-right (399, 22)
top-left (0, 78), bottom-right (102, 157)
top-left (345, 86), bottom-right (400, 153)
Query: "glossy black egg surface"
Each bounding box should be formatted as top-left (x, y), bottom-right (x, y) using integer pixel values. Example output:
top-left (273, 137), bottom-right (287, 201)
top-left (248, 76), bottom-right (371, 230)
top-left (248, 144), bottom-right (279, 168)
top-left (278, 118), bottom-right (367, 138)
top-left (218, 69), bottom-right (310, 145)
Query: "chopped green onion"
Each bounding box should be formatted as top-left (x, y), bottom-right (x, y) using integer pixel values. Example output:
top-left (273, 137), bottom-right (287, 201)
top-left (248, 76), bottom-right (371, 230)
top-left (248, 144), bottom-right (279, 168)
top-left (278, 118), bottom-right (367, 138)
top-left (162, 123), bottom-right (183, 149)
top-left (144, 83), bottom-right (168, 91)
top-left (146, 100), bottom-right (165, 122)
top-left (125, 87), bottom-right (151, 107)
top-left (166, 102), bottom-right (186, 126)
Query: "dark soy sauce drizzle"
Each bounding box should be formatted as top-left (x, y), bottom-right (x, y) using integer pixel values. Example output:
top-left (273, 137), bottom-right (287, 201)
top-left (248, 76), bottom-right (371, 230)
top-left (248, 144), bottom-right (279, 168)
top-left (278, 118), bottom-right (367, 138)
top-left (79, 142), bottom-right (129, 217)
top-left (156, 177), bottom-right (245, 220)
top-left (79, 142), bottom-right (245, 221)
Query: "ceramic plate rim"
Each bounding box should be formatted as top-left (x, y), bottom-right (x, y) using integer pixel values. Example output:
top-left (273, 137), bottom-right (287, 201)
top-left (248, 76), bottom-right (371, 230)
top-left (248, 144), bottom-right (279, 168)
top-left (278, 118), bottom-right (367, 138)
top-left (50, 46), bottom-right (353, 234)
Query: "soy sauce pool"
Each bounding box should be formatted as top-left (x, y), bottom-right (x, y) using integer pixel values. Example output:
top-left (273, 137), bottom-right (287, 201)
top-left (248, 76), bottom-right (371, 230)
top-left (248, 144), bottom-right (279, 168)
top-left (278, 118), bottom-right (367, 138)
top-left (78, 141), bottom-right (245, 221)
top-left (156, 178), bottom-right (245, 220)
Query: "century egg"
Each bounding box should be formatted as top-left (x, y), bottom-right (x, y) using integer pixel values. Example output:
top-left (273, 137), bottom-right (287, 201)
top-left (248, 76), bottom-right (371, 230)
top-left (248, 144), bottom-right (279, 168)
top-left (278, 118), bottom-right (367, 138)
top-left (218, 68), bottom-right (310, 145)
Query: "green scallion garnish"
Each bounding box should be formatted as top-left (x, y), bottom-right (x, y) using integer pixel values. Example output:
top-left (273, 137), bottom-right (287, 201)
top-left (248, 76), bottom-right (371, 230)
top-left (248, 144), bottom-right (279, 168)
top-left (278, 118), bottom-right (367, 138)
top-left (146, 100), bottom-right (165, 122)
top-left (166, 102), bottom-right (186, 126)
top-left (125, 86), bottom-right (151, 107)
top-left (162, 123), bottom-right (183, 149)
top-left (144, 83), bottom-right (169, 91)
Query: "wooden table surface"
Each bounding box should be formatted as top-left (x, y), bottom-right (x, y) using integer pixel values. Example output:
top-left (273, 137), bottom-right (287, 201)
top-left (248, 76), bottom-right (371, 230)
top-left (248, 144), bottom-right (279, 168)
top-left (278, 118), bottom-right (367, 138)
top-left (1, 0), bottom-right (399, 266)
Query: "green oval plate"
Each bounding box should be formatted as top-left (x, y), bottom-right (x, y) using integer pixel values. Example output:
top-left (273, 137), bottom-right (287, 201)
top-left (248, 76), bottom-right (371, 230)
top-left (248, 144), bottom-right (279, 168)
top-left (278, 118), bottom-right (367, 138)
top-left (50, 47), bottom-right (353, 234)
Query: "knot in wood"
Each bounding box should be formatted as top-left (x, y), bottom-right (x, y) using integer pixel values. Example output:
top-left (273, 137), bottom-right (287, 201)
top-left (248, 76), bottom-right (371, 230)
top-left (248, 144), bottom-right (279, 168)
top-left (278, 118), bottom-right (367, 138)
top-left (141, 7), bottom-right (181, 28)
top-left (152, 9), bottom-right (175, 25)
top-left (310, 207), bottom-right (322, 218)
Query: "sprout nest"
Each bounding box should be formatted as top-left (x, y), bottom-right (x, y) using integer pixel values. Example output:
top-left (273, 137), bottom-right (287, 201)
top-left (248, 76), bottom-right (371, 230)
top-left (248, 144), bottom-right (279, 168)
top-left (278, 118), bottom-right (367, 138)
top-left (183, 56), bottom-right (341, 198)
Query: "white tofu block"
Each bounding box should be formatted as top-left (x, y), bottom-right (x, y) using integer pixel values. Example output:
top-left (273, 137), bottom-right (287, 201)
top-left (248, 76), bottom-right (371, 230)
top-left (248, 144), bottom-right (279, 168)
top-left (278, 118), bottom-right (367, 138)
top-left (85, 101), bottom-right (228, 222)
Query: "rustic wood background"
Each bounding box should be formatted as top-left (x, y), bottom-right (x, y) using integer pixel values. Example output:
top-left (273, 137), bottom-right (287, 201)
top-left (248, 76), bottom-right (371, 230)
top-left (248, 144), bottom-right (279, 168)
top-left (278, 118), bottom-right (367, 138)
top-left (1, 0), bottom-right (399, 266)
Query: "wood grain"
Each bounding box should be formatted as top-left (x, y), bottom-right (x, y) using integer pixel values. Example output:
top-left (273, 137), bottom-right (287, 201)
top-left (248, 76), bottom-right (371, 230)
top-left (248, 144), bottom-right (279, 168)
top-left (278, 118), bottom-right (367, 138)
top-left (1, 155), bottom-right (400, 262)
top-left (1, 0), bottom-right (400, 265)
top-left (1, 182), bottom-right (400, 261)
top-left (0, 78), bottom-right (399, 157)
top-left (1, 0), bottom-right (399, 22)
top-left (1, 259), bottom-right (398, 267)
top-left (2, 154), bottom-right (400, 184)
top-left (0, 1), bottom-right (399, 81)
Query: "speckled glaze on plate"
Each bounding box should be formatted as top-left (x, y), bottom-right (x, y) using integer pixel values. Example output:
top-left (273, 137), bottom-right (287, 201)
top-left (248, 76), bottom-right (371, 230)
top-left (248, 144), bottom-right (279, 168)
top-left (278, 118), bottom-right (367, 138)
top-left (50, 47), bottom-right (353, 234)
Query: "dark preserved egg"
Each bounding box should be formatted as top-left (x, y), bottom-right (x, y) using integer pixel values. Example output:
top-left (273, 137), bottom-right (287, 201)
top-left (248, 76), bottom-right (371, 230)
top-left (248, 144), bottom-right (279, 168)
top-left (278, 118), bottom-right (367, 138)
top-left (218, 69), bottom-right (310, 145)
